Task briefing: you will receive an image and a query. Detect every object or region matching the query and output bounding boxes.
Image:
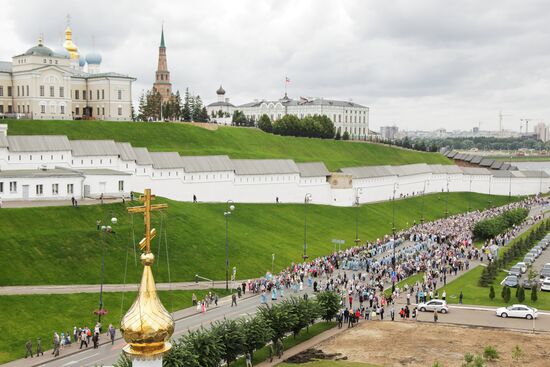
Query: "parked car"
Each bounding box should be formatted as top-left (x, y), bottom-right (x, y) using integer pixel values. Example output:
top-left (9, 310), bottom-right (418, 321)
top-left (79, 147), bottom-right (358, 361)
top-left (538, 241), bottom-right (549, 249)
top-left (532, 246), bottom-right (543, 256)
top-left (496, 304), bottom-right (538, 319)
top-left (528, 249), bottom-right (540, 258)
top-left (521, 278), bottom-right (539, 289)
top-left (515, 262), bottom-right (527, 273)
top-left (523, 255), bottom-right (535, 265)
top-left (540, 264), bottom-right (550, 278)
top-left (508, 266), bottom-right (522, 277)
top-left (541, 277), bottom-right (550, 292)
top-left (418, 300), bottom-right (449, 313)
top-left (502, 275), bottom-right (519, 287)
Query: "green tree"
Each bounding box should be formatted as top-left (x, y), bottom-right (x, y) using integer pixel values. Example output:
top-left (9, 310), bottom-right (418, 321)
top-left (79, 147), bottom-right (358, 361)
top-left (531, 285), bottom-right (538, 302)
top-left (182, 328), bottom-right (223, 367)
top-left (240, 316), bottom-right (272, 360)
top-left (517, 287), bottom-right (525, 302)
top-left (257, 114), bottom-right (272, 132)
top-left (182, 88), bottom-right (191, 121)
top-left (272, 114), bottom-right (300, 136)
top-left (316, 291), bottom-right (340, 322)
top-left (503, 286), bottom-right (511, 303)
top-left (489, 285), bottom-right (495, 300)
top-left (258, 303), bottom-right (298, 344)
top-left (211, 318), bottom-right (246, 366)
top-left (232, 110), bottom-right (248, 126)
top-left (483, 345), bottom-right (499, 361)
top-left (335, 127), bottom-right (342, 140)
top-left (342, 131), bottom-right (350, 140)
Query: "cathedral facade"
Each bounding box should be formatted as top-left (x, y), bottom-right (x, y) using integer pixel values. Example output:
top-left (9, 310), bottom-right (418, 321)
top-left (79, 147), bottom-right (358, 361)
top-left (0, 24), bottom-right (135, 121)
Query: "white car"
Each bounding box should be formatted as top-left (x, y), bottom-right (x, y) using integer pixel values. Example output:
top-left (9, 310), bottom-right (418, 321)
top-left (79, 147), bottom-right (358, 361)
top-left (496, 304), bottom-right (538, 319)
top-left (418, 300), bottom-right (449, 313)
top-left (541, 277), bottom-right (550, 292)
top-left (515, 262), bottom-right (527, 273)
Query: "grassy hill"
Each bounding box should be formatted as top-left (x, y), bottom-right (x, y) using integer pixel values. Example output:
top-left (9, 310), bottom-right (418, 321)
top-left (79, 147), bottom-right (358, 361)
top-left (4, 120), bottom-right (451, 171)
top-left (0, 192), bottom-right (516, 286)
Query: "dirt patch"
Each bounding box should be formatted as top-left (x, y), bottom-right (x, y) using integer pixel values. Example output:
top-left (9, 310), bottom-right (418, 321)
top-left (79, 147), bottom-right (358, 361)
top-left (316, 321), bottom-right (550, 367)
top-left (284, 348), bottom-right (348, 364)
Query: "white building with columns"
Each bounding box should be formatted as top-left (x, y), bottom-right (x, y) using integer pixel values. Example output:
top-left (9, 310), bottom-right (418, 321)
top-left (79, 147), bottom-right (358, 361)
top-left (0, 24), bottom-right (134, 121)
top-left (206, 86), bottom-right (370, 140)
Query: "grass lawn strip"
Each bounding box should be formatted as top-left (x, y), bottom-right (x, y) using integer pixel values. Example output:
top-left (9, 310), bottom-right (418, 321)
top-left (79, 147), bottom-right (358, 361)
top-left (0, 192), bottom-right (518, 286)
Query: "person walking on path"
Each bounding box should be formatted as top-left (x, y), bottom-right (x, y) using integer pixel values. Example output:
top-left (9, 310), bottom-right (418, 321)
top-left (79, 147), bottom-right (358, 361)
top-left (459, 291), bottom-right (463, 304)
top-left (52, 333), bottom-right (60, 357)
top-left (92, 332), bottom-right (99, 349)
top-left (245, 352), bottom-right (253, 367)
top-left (433, 309), bottom-right (438, 323)
top-left (25, 339), bottom-right (33, 358)
top-left (108, 324), bottom-right (116, 345)
top-left (79, 330), bottom-right (88, 349)
top-left (231, 293), bottom-right (237, 307)
top-left (36, 338), bottom-right (43, 356)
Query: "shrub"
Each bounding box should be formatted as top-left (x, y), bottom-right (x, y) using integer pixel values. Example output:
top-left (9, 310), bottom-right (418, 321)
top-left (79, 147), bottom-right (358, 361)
top-left (531, 286), bottom-right (538, 302)
top-left (483, 345), bottom-right (500, 361)
top-left (257, 114), bottom-right (272, 132)
top-left (517, 287), bottom-right (525, 303)
top-left (502, 286), bottom-right (511, 303)
top-left (511, 345), bottom-right (524, 363)
top-left (489, 286), bottom-right (495, 300)
top-left (473, 208), bottom-right (528, 240)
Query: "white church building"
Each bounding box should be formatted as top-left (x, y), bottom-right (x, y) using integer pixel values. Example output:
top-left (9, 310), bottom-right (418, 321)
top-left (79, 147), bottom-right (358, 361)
top-left (0, 24), bottom-right (135, 121)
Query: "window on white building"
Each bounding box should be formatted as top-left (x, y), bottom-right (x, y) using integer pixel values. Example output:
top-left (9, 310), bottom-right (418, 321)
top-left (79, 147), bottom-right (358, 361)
top-left (41, 105), bottom-right (45, 114)
top-left (52, 184), bottom-right (59, 195)
top-left (60, 106), bottom-right (65, 114)
top-left (59, 87), bottom-right (64, 98)
top-left (0, 182), bottom-right (3, 193)
top-left (75, 90), bottom-right (79, 99)
top-left (0, 86), bottom-right (3, 96)
top-left (26, 85), bottom-right (29, 96)
top-left (67, 184), bottom-right (74, 194)
top-left (118, 90), bottom-right (122, 100)
top-left (49, 86), bottom-right (54, 97)
top-left (40, 86), bottom-right (44, 96)
top-left (36, 184), bottom-right (43, 195)
top-left (118, 181), bottom-right (124, 192)
top-left (118, 107), bottom-right (122, 116)
top-left (9, 181), bottom-right (16, 193)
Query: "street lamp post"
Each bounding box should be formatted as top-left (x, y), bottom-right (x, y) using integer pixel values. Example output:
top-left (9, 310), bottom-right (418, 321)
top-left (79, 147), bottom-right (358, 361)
top-left (468, 177), bottom-right (473, 212)
top-left (303, 193), bottom-right (312, 260)
top-left (444, 175), bottom-right (450, 218)
top-left (392, 183), bottom-right (399, 267)
top-left (224, 200), bottom-right (235, 291)
top-left (98, 216), bottom-right (117, 323)
top-left (420, 180), bottom-right (429, 224)
top-left (508, 151), bottom-right (513, 199)
top-left (355, 188), bottom-right (363, 245)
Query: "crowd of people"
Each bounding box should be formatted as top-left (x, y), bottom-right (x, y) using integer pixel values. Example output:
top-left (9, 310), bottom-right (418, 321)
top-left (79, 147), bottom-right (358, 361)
top-left (23, 195), bottom-right (547, 359)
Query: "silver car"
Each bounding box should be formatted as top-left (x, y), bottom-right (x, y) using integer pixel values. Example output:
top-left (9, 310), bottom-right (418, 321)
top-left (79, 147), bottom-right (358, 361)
top-left (509, 266), bottom-right (522, 277)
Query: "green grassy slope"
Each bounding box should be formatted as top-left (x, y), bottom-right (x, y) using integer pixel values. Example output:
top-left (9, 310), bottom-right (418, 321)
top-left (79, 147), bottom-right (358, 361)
top-left (4, 120), bottom-right (451, 171)
top-left (0, 289), bottom-right (226, 364)
top-left (0, 193), bottom-right (516, 286)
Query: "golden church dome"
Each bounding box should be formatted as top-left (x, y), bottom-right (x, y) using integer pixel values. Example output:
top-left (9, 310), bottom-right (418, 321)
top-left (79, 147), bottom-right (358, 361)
top-left (120, 252), bottom-right (175, 358)
top-left (63, 26), bottom-right (79, 60)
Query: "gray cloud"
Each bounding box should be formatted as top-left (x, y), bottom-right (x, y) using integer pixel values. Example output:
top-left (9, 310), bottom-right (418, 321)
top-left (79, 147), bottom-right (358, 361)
top-left (2, 0), bottom-right (550, 131)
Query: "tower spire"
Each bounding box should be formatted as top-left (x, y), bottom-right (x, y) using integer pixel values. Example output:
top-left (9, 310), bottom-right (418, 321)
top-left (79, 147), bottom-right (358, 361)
top-left (160, 24), bottom-right (165, 48)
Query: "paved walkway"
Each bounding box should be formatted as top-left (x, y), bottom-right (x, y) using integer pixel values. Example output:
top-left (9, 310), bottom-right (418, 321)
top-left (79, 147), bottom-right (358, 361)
top-left (0, 198), bottom-right (123, 209)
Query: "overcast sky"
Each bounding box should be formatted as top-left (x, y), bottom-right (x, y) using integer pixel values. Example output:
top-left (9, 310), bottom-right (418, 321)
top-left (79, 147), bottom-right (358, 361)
top-left (2, 0), bottom-right (550, 132)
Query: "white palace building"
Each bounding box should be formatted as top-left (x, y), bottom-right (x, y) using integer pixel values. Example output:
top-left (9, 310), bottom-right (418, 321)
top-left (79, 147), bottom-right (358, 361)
top-left (206, 87), bottom-right (370, 140)
top-left (0, 24), bottom-right (135, 121)
top-left (0, 124), bottom-right (548, 206)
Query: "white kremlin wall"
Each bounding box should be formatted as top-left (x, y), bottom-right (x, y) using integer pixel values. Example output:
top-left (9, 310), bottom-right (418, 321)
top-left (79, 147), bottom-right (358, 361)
top-left (0, 125), bottom-right (548, 205)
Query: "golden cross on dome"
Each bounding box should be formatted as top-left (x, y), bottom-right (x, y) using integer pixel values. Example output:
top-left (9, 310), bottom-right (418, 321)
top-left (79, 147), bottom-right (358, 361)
top-left (66, 14), bottom-right (71, 27)
top-left (127, 189), bottom-right (167, 253)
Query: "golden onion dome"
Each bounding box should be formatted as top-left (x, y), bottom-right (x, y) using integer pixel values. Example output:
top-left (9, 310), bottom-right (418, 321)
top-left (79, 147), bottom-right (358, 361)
top-left (120, 253), bottom-right (175, 358)
top-left (63, 26), bottom-right (79, 60)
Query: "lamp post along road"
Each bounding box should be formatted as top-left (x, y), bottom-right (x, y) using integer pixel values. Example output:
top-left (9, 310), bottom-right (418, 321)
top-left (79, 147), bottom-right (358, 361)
top-left (392, 183), bottom-right (398, 268)
top-left (420, 180), bottom-right (429, 224)
top-left (355, 188), bottom-right (363, 244)
top-left (445, 175), bottom-right (450, 218)
top-left (303, 193), bottom-right (312, 260)
top-left (224, 201), bottom-right (235, 291)
top-left (98, 215), bottom-right (117, 323)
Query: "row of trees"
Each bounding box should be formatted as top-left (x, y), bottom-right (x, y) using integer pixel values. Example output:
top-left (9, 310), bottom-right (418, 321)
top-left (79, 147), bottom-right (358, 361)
top-left (257, 114), bottom-right (336, 139)
top-left (115, 292), bottom-right (340, 367)
top-left (137, 88), bottom-right (209, 122)
top-left (473, 208), bottom-right (529, 240)
top-left (387, 135), bottom-right (550, 153)
top-left (479, 218), bottom-right (550, 287)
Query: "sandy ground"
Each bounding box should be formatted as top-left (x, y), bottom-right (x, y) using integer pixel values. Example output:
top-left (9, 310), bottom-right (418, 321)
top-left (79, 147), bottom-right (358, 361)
top-left (316, 321), bottom-right (550, 367)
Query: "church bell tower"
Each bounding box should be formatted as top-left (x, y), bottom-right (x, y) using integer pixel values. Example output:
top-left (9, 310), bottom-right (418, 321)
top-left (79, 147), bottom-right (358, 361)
top-left (152, 26), bottom-right (172, 103)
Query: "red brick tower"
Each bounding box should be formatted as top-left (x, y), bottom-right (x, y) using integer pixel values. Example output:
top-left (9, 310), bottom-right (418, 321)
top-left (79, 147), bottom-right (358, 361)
top-left (153, 26), bottom-right (172, 103)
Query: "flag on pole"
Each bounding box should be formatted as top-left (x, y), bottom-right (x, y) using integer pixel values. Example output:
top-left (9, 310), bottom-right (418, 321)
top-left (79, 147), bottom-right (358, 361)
top-left (285, 76), bottom-right (291, 84)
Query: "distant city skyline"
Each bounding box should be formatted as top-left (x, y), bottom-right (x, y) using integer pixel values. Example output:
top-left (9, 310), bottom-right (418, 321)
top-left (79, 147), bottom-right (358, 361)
top-left (2, 0), bottom-right (550, 131)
